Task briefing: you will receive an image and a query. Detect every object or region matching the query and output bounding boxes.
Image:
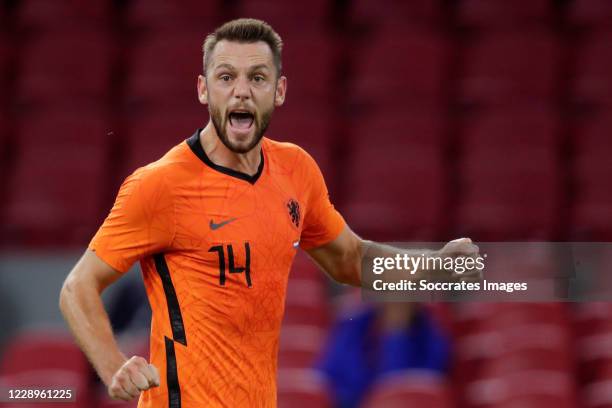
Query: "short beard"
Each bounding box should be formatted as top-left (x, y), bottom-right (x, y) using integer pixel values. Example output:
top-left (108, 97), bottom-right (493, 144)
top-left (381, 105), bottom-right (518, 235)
top-left (209, 102), bottom-right (273, 154)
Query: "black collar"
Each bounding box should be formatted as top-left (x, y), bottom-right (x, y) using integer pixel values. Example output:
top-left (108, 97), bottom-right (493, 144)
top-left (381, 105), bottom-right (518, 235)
top-left (186, 129), bottom-right (264, 185)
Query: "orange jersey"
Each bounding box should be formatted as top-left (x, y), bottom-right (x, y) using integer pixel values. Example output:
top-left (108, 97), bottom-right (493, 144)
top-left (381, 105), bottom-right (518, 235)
top-left (89, 130), bottom-right (345, 408)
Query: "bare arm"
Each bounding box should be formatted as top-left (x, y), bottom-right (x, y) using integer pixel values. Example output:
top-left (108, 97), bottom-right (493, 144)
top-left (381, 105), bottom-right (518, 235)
top-left (305, 225), bottom-right (363, 286)
top-left (306, 225), bottom-right (479, 286)
top-left (59, 249), bottom-right (159, 400)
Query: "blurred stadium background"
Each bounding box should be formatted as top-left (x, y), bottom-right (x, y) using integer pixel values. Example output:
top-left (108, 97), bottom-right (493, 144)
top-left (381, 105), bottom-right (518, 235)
top-left (1, 0), bottom-right (612, 407)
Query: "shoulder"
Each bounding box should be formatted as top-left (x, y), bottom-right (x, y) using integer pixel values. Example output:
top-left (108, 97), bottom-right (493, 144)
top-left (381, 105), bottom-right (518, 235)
top-left (123, 142), bottom-right (190, 195)
top-left (263, 138), bottom-right (320, 173)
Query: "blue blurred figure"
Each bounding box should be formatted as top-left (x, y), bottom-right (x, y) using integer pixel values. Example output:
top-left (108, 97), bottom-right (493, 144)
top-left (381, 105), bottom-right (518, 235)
top-left (316, 302), bottom-right (451, 408)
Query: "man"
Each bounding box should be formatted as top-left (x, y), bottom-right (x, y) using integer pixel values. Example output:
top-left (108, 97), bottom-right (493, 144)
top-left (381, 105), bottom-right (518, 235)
top-left (59, 18), bottom-right (477, 408)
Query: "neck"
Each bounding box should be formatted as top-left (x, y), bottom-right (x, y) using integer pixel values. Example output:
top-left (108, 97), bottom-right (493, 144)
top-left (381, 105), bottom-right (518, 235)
top-left (199, 122), bottom-right (262, 176)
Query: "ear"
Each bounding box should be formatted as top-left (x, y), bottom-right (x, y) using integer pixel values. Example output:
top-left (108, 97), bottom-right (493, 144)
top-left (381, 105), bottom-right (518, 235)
top-left (274, 76), bottom-right (287, 107)
top-left (197, 75), bottom-right (208, 105)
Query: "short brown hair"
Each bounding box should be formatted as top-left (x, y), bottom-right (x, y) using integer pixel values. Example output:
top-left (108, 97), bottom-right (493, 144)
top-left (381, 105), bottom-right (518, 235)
top-left (203, 18), bottom-right (283, 76)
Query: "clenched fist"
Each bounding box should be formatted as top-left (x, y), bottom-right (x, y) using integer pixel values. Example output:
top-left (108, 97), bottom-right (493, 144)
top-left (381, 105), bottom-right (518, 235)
top-left (108, 356), bottom-right (160, 401)
top-left (435, 237), bottom-right (482, 281)
top-left (438, 237), bottom-right (479, 259)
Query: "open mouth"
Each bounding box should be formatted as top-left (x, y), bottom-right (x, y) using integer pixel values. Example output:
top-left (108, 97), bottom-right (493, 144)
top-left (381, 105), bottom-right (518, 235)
top-left (228, 110), bottom-right (255, 131)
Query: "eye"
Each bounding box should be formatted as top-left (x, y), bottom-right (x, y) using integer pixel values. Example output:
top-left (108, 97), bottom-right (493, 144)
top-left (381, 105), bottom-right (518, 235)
top-left (253, 75), bottom-right (265, 83)
top-left (220, 74), bottom-right (232, 82)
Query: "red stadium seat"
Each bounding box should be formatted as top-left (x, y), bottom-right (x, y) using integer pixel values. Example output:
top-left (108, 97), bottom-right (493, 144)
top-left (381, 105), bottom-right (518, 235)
top-left (236, 0), bottom-right (332, 33)
top-left (572, 31), bottom-right (612, 107)
top-left (284, 279), bottom-right (330, 328)
top-left (17, 0), bottom-right (111, 28)
top-left (349, 0), bottom-right (444, 27)
top-left (459, 31), bottom-right (561, 107)
top-left (465, 370), bottom-right (577, 408)
top-left (458, 111), bottom-right (562, 238)
top-left (454, 319), bottom-right (572, 389)
top-left (453, 302), bottom-right (502, 338)
top-left (6, 153), bottom-right (107, 245)
top-left (457, 0), bottom-right (553, 28)
top-left (454, 329), bottom-right (504, 388)
top-left (125, 29), bottom-right (206, 108)
top-left (456, 303), bottom-right (569, 338)
top-left (286, 279), bottom-right (328, 308)
top-left (14, 107), bottom-right (110, 147)
top-left (497, 394), bottom-right (577, 408)
top-left (343, 145), bottom-right (447, 240)
top-left (578, 331), bottom-right (612, 384)
top-left (289, 251), bottom-right (326, 283)
top-left (278, 325), bottom-right (326, 368)
top-left (123, 107), bottom-right (206, 173)
top-left (585, 378), bottom-right (612, 408)
top-left (571, 116), bottom-right (612, 238)
top-left (0, 330), bottom-right (89, 376)
top-left (362, 371), bottom-right (453, 408)
top-left (342, 110), bottom-right (448, 239)
top-left (460, 107), bottom-right (560, 150)
top-left (573, 114), bottom-right (612, 153)
top-left (484, 303), bottom-right (570, 330)
top-left (283, 304), bottom-right (330, 328)
top-left (0, 111), bottom-right (9, 163)
top-left (279, 31), bottom-right (340, 104)
top-left (481, 346), bottom-right (574, 378)
top-left (126, 0), bottom-right (220, 31)
top-left (454, 303), bottom-right (570, 373)
top-left (0, 34), bottom-right (12, 102)
top-left (456, 303), bottom-right (569, 336)
top-left (573, 302), bottom-right (612, 338)
top-left (573, 190), bottom-right (612, 238)
top-left (277, 368), bottom-right (333, 408)
top-left (349, 27), bottom-right (450, 109)
top-left (343, 110), bottom-right (448, 240)
top-left (17, 29), bottom-right (115, 106)
top-left (569, 0), bottom-right (612, 28)
top-left (351, 109), bottom-right (447, 149)
top-left (4, 108), bottom-right (111, 246)
top-left (456, 148), bottom-right (562, 239)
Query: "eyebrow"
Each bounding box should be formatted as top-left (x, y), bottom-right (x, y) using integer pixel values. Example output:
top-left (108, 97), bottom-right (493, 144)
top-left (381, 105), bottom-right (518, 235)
top-left (214, 63), bottom-right (270, 73)
top-left (214, 63), bottom-right (235, 72)
top-left (249, 64), bottom-right (270, 73)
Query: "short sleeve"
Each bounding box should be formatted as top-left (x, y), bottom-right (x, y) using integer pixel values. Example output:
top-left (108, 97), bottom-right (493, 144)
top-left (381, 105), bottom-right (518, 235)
top-left (299, 151), bottom-right (345, 250)
top-left (88, 166), bottom-right (175, 273)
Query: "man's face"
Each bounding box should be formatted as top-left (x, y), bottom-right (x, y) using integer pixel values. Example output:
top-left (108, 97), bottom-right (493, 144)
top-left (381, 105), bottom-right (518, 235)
top-left (197, 40), bottom-right (286, 154)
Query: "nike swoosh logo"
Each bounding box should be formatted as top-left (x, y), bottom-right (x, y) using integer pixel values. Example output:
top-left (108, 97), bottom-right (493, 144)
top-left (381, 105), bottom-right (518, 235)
top-left (209, 218), bottom-right (238, 230)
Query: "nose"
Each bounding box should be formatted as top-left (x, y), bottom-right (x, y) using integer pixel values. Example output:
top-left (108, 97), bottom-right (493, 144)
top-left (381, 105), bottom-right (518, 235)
top-left (233, 75), bottom-right (251, 101)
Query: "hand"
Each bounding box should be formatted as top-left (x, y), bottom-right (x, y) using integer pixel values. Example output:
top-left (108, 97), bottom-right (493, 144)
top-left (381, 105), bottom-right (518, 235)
top-left (437, 237), bottom-right (479, 259)
top-left (108, 356), bottom-right (160, 401)
top-left (434, 238), bottom-right (482, 281)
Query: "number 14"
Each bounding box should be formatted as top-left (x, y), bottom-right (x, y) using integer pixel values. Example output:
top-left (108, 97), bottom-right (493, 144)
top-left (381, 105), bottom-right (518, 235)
top-left (208, 243), bottom-right (252, 287)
